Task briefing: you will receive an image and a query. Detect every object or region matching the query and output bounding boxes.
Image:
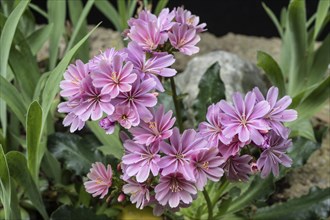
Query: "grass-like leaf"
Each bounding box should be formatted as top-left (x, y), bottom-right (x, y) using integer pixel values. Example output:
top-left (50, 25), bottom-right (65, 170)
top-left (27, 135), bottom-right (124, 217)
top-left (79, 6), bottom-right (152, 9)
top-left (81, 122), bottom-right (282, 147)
top-left (6, 151), bottom-right (49, 220)
top-left (94, 0), bottom-right (122, 31)
top-left (26, 23), bottom-right (54, 55)
top-left (0, 145), bottom-right (11, 220)
top-left (262, 2), bottom-right (283, 37)
top-left (314, 0), bottom-right (330, 40)
top-left (26, 101), bottom-right (43, 183)
top-left (47, 0), bottom-right (66, 70)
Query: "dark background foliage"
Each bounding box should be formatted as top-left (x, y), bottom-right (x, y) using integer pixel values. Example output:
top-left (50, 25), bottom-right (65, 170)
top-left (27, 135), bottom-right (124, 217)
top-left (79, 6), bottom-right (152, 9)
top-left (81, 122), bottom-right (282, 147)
top-left (31, 0), bottom-right (328, 39)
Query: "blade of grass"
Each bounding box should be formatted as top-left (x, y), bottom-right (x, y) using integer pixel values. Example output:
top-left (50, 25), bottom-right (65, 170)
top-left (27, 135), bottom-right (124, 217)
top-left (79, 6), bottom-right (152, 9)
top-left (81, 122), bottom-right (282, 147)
top-left (314, 0), bottom-right (330, 40)
top-left (28, 3), bottom-right (48, 19)
top-left (262, 2), bottom-right (283, 37)
top-left (117, 0), bottom-right (128, 29)
top-left (47, 0), bottom-right (66, 70)
top-left (26, 23), bottom-right (54, 55)
top-left (127, 0), bottom-right (137, 18)
top-left (66, 0), bottom-right (95, 60)
top-left (154, 0), bottom-right (168, 15)
top-left (0, 0), bottom-right (30, 135)
top-left (0, 145), bottom-right (11, 220)
top-left (94, 0), bottom-right (121, 31)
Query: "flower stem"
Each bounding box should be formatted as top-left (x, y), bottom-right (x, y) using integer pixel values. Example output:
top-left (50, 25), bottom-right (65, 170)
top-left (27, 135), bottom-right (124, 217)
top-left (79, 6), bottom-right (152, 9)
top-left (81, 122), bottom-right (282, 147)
top-left (211, 179), bottom-right (229, 207)
top-left (170, 77), bottom-right (183, 132)
top-left (202, 189), bottom-right (213, 220)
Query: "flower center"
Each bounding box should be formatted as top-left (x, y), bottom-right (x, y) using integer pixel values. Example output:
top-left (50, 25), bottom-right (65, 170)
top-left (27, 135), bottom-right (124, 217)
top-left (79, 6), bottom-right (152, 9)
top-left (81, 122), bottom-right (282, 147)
top-left (176, 153), bottom-right (184, 160)
top-left (110, 71), bottom-right (119, 84)
top-left (202, 161), bottom-right (209, 170)
top-left (121, 114), bottom-right (128, 120)
top-left (96, 177), bottom-right (104, 184)
top-left (170, 179), bottom-right (182, 193)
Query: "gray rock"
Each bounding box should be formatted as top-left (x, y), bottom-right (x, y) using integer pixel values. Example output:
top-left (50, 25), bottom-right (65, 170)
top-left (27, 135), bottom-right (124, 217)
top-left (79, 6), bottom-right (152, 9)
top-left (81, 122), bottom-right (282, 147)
top-left (176, 50), bottom-right (269, 108)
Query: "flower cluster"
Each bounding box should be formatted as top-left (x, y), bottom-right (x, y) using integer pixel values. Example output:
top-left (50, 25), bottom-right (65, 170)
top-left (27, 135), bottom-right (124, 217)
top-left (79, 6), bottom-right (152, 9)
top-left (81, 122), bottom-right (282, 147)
top-left (58, 7), bottom-right (206, 133)
top-left (59, 6), bottom-right (298, 218)
top-left (199, 86), bottom-right (297, 181)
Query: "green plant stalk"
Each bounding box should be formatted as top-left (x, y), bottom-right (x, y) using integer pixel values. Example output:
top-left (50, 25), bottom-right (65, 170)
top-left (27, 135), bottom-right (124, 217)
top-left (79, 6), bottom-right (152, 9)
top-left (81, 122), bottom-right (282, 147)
top-left (170, 77), bottom-right (183, 132)
top-left (202, 189), bottom-right (213, 220)
top-left (211, 179), bottom-right (229, 207)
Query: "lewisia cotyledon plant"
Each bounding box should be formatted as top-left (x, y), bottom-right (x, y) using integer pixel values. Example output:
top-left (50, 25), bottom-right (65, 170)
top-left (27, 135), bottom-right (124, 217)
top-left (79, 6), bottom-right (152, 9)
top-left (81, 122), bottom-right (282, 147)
top-left (58, 6), bottom-right (297, 217)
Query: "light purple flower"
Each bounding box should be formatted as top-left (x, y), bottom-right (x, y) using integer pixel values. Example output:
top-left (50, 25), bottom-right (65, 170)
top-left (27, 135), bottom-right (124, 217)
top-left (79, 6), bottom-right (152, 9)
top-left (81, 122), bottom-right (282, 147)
top-left (191, 147), bottom-right (225, 190)
top-left (155, 172), bottom-right (197, 208)
top-left (73, 77), bottom-right (115, 121)
top-left (99, 116), bottom-right (116, 134)
top-left (159, 128), bottom-right (207, 181)
top-left (219, 92), bottom-right (270, 145)
top-left (84, 162), bottom-right (113, 199)
top-left (89, 48), bottom-right (127, 72)
top-left (174, 7), bottom-right (207, 33)
top-left (122, 140), bottom-right (161, 182)
top-left (257, 131), bottom-right (292, 178)
top-left (218, 135), bottom-right (247, 159)
top-left (122, 178), bottom-right (150, 209)
top-left (253, 87), bottom-right (298, 138)
top-left (128, 19), bottom-right (163, 51)
top-left (92, 54), bottom-right (137, 98)
top-left (168, 23), bottom-right (201, 56)
top-left (60, 60), bottom-right (89, 98)
top-left (110, 105), bottom-right (139, 129)
top-left (221, 154), bottom-right (252, 182)
top-left (126, 42), bottom-right (176, 91)
top-left (198, 103), bottom-right (232, 146)
top-left (129, 105), bottom-right (176, 146)
top-left (58, 101), bottom-right (85, 132)
top-left (112, 78), bottom-right (157, 123)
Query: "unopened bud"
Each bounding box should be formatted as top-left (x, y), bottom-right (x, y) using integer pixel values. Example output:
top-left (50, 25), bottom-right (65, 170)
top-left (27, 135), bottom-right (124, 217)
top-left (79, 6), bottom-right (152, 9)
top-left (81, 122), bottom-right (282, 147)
top-left (250, 162), bottom-right (259, 174)
top-left (117, 193), bottom-right (125, 202)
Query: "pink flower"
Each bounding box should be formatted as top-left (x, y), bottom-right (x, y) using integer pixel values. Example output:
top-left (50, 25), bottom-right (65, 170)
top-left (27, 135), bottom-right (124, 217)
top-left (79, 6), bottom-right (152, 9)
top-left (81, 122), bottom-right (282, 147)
top-left (168, 23), bottom-right (201, 56)
top-left (198, 103), bottom-right (232, 146)
top-left (257, 131), bottom-right (292, 178)
top-left (84, 162), bottom-right (113, 199)
top-left (110, 105), bottom-right (139, 129)
top-left (112, 78), bottom-right (157, 123)
top-left (221, 154), bottom-right (252, 182)
top-left (73, 77), bottom-right (115, 121)
top-left (174, 7), bottom-right (206, 33)
top-left (130, 105), bottom-right (176, 146)
top-left (92, 54), bottom-right (137, 98)
top-left (58, 100), bottom-right (85, 132)
top-left (191, 147), bottom-right (225, 190)
top-left (122, 140), bottom-right (161, 182)
top-left (126, 42), bottom-right (176, 92)
top-left (219, 92), bottom-right (270, 145)
top-left (218, 135), bottom-right (247, 159)
top-left (155, 172), bottom-right (197, 208)
top-left (59, 60), bottom-right (89, 98)
top-left (99, 116), bottom-right (116, 134)
top-left (89, 48), bottom-right (127, 72)
top-left (253, 87), bottom-right (298, 138)
top-left (159, 128), bottom-right (207, 181)
top-left (122, 178), bottom-right (151, 209)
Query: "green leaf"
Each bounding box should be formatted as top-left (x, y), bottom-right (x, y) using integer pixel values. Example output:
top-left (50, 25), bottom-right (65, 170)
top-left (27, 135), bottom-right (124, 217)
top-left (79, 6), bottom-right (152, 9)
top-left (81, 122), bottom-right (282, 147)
top-left (26, 23), bottom-right (54, 55)
top-left (253, 187), bottom-right (330, 220)
top-left (262, 2), bottom-right (283, 37)
top-left (289, 120), bottom-right (315, 142)
top-left (0, 0), bottom-right (30, 134)
top-left (287, 0), bottom-right (307, 96)
top-left (26, 101), bottom-right (44, 183)
top-left (288, 137), bottom-right (320, 168)
top-left (154, 0), bottom-right (169, 15)
top-left (47, 0), bottom-right (66, 69)
top-left (0, 145), bottom-right (11, 220)
top-left (9, 179), bottom-right (21, 220)
top-left (87, 121), bottom-right (123, 159)
top-left (314, 0), bottom-right (330, 40)
top-left (0, 75), bottom-right (27, 125)
top-left (41, 25), bottom-right (99, 127)
top-left (41, 150), bottom-right (61, 183)
top-left (51, 205), bottom-right (109, 220)
top-left (309, 34), bottom-right (330, 85)
top-left (28, 3), bottom-right (48, 19)
top-left (67, 0), bottom-right (95, 61)
top-left (226, 176), bottom-right (274, 214)
top-left (194, 62), bottom-right (225, 123)
top-left (117, 0), bottom-right (128, 29)
top-left (94, 0), bottom-right (122, 31)
top-left (48, 133), bottom-right (103, 175)
top-left (6, 151), bottom-right (48, 220)
top-left (127, 0), bottom-right (137, 18)
top-left (257, 51), bottom-right (286, 96)
top-left (294, 76), bottom-right (330, 122)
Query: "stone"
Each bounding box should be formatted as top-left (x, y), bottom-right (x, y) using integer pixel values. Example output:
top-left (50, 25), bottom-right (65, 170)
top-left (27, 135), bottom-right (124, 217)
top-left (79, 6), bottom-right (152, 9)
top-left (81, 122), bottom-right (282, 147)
top-left (176, 50), bottom-right (269, 107)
